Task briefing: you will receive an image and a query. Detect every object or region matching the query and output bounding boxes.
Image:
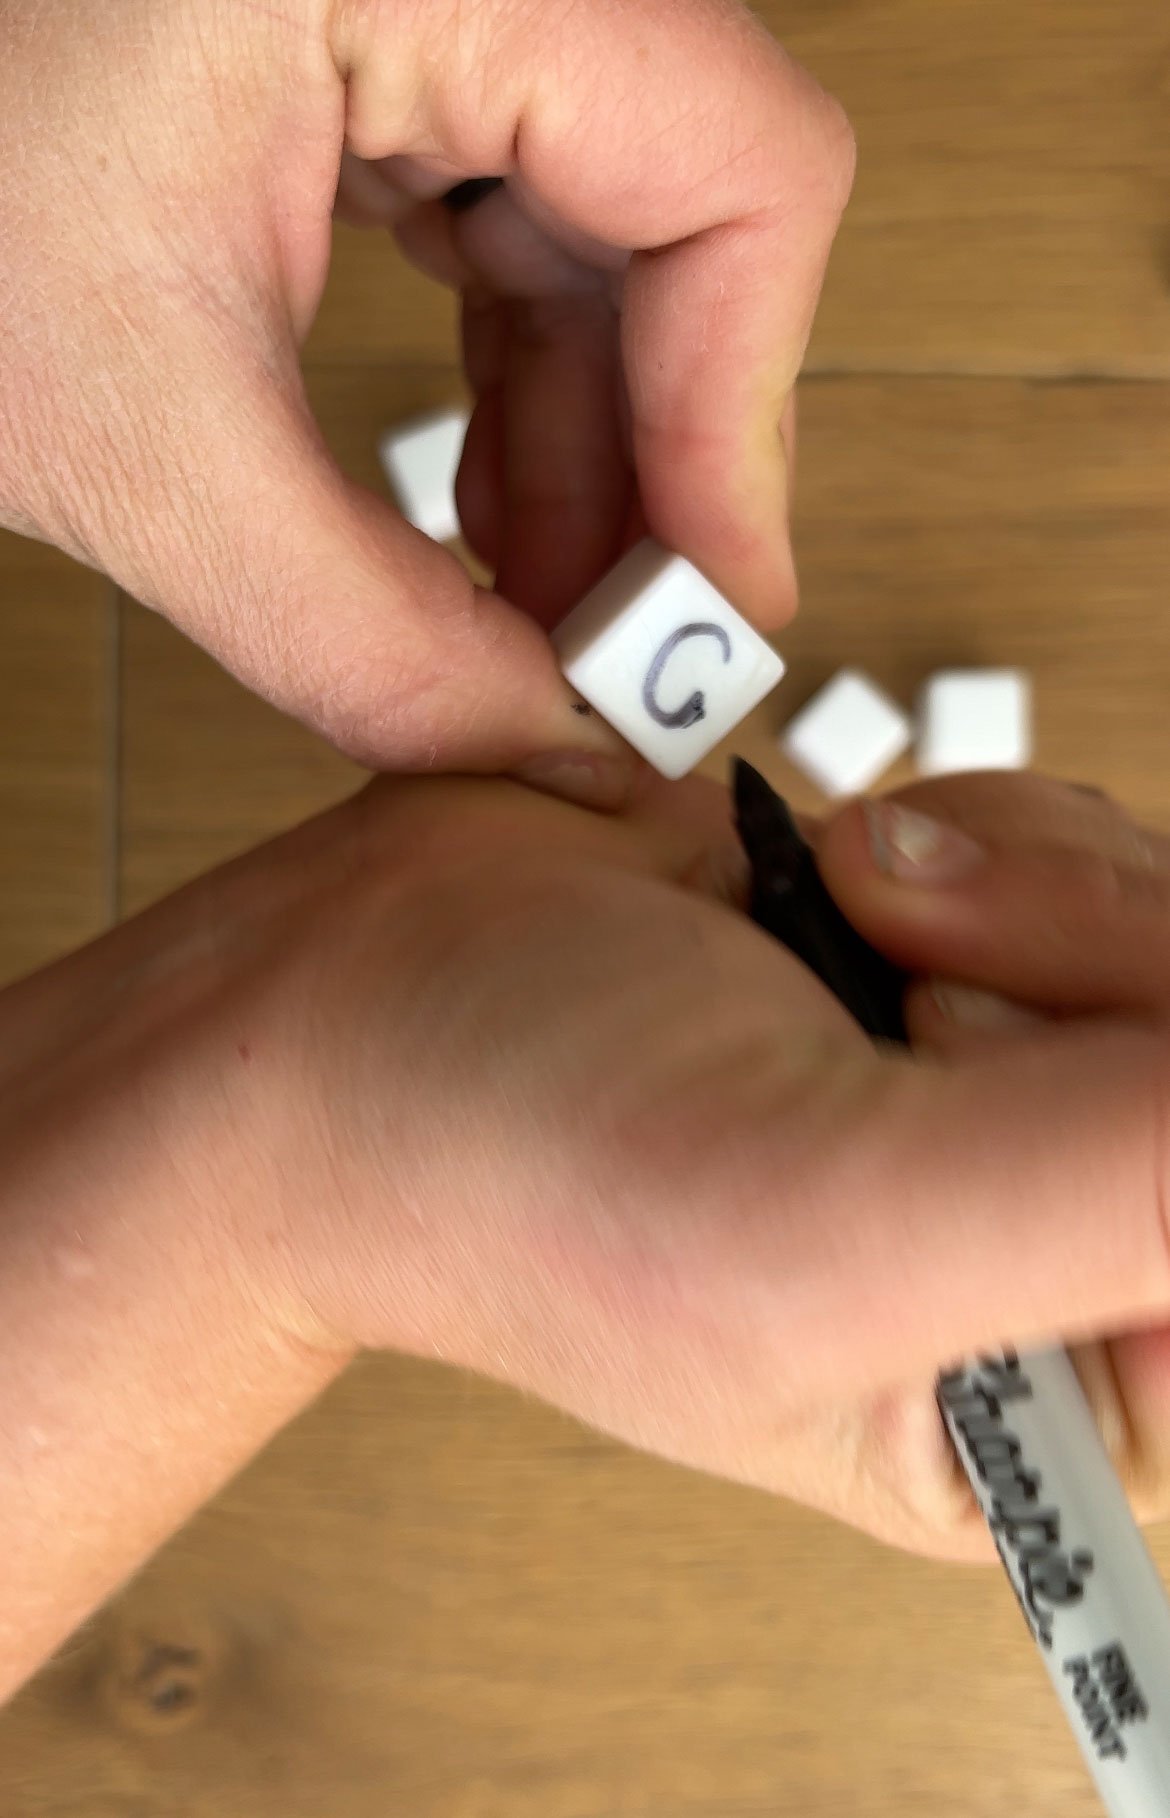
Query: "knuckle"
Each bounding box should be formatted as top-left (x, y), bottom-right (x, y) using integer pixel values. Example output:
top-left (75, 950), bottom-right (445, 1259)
top-left (846, 1384), bottom-right (988, 1560)
top-left (1057, 846), bottom-right (1128, 914)
top-left (294, 618), bottom-right (456, 770)
top-left (815, 91), bottom-right (858, 204)
top-left (1061, 842), bottom-right (1170, 929)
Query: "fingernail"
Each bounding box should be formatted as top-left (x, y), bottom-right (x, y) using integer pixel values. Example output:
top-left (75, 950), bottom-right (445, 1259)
top-left (866, 803), bottom-right (985, 884)
top-left (930, 982), bottom-right (1044, 1034)
top-left (514, 751), bottom-right (634, 812)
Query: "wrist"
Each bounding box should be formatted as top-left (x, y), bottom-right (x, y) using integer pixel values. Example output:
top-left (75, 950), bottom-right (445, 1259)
top-left (0, 881), bottom-right (352, 1699)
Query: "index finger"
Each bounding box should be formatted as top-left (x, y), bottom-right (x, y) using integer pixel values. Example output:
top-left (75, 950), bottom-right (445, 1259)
top-left (336, 0), bottom-right (855, 623)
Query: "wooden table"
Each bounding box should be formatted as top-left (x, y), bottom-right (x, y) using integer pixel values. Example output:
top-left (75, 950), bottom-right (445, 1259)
top-left (2, 3), bottom-right (1169, 1812)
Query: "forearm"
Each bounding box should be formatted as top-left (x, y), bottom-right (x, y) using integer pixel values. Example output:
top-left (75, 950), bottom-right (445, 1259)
top-left (0, 889), bottom-right (352, 1704)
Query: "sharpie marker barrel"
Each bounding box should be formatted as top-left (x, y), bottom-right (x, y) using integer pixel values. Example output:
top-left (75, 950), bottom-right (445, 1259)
top-left (940, 1348), bottom-right (1170, 1815)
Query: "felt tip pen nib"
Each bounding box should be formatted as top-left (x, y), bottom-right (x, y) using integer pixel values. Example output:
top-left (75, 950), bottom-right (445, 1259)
top-left (731, 756), bottom-right (773, 822)
top-left (731, 758), bottom-right (803, 870)
top-left (730, 756), bottom-right (909, 1044)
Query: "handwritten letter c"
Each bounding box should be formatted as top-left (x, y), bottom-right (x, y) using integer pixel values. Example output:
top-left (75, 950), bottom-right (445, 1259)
top-left (642, 622), bottom-right (732, 729)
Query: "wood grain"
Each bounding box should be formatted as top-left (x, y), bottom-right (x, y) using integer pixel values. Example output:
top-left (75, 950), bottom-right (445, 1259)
top-left (0, 1356), bottom-right (1118, 1818)
top-left (718, 375), bottom-right (1170, 827)
top-left (3, 3), bottom-right (1170, 1812)
top-left (307, 0), bottom-right (1170, 379)
top-left (792, 0), bottom-right (1170, 377)
top-left (0, 537), bottom-right (112, 986)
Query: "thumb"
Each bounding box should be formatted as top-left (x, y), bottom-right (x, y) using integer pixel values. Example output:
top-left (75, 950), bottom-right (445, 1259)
top-left (107, 351), bottom-right (631, 795)
top-left (814, 787), bottom-right (1170, 1016)
top-left (735, 780), bottom-right (1170, 1388)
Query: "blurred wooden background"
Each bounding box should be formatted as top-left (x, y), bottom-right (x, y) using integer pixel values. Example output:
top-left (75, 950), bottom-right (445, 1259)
top-left (2, 1), bottom-right (1170, 1812)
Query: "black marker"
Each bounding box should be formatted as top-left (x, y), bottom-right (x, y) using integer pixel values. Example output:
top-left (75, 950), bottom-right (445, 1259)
top-left (732, 759), bottom-right (1170, 1818)
top-left (441, 176), bottom-right (505, 213)
top-left (733, 759), bottom-right (906, 1043)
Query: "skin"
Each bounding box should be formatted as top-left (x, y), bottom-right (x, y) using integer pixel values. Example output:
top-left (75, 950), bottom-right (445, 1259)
top-left (9, 0), bottom-right (1166, 1741)
top-left (4, 766), bottom-right (1170, 1705)
top-left (819, 774), bottom-right (1170, 1522)
top-left (0, 0), bottom-right (852, 790)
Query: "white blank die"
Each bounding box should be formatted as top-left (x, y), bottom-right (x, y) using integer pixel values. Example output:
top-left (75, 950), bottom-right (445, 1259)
top-left (917, 670), bottom-right (1032, 775)
top-left (781, 670), bottom-right (911, 798)
top-left (379, 406), bottom-right (469, 543)
top-left (552, 541), bottom-right (785, 780)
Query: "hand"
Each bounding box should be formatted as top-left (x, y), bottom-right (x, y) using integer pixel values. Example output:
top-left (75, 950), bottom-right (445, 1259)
top-left (816, 769), bottom-right (1170, 1528)
top-left (0, 0), bottom-right (852, 784)
top-left (8, 768), bottom-right (1170, 1695)
top-left (186, 772), bottom-right (1170, 1558)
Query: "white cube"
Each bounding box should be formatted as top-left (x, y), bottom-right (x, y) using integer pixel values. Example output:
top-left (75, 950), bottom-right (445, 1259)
top-left (917, 669), bottom-right (1032, 775)
top-left (552, 541), bottom-right (785, 780)
top-left (781, 669), bottom-right (912, 799)
top-left (379, 406), bottom-right (469, 544)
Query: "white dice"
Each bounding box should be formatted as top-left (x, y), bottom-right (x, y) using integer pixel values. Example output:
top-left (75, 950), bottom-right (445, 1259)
top-left (552, 541), bottom-right (785, 779)
top-left (781, 669), bottom-right (912, 798)
top-left (379, 406), bottom-right (469, 544)
top-left (917, 669), bottom-right (1032, 775)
